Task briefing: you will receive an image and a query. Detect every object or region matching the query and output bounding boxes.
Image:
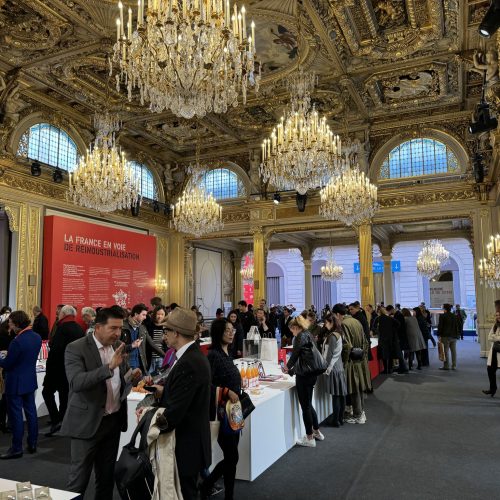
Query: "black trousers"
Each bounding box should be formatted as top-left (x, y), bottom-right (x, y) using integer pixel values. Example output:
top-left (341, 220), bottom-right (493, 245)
top-left (204, 431), bottom-right (240, 500)
top-left (331, 395), bottom-right (345, 425)
top-left (0, 392), bottom-right (7, 428)
top-left (488, 354), bottom-right (498, 392)
top-left (42, 381), bottom-right (68, 424)
top-left (179, 474), bottom-right (200, 500)
top-left (295, 374), bottom-right (318, 435)
top-left (67, 412), bottom-right (122, 500)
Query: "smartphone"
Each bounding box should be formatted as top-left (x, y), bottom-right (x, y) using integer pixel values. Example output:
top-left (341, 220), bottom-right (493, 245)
top-left (279, 360), bottom-right (286, 372)
top-left (143, 386), bottom-right (158, 393)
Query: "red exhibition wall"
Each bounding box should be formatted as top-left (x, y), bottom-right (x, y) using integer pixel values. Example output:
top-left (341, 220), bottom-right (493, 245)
top-left (42, 215), bottom-right (156, 326)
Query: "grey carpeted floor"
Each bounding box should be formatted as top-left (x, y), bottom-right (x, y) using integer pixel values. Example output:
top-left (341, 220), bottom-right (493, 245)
top-left (0, 340), bottom-right (497, 500)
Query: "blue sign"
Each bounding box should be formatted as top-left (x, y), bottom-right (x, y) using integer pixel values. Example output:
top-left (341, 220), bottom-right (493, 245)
top-left (354, 261), bottom-right (401, 274)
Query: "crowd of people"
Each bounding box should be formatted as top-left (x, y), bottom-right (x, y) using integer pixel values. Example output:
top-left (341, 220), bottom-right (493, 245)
top-left (0, 297), bottom-right (496, 500)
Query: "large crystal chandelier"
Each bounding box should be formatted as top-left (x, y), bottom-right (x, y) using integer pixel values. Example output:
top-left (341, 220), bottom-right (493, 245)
top-left (416, 240), bottom-right (450, 279)
top-left (113, 0), bottom-right (259, 119)
top-left (260, 70), bottom-right (343, 195)
top-left (319, 166), bottom-right (378, 226)
top-left (241, 252), bottom-right (254, 281)
top-left (68, 112), bottom-right (140, 213)
top-left (320, 248), bottom-right (343, 282)
top-left (478, 234), bottom-right (500, 289)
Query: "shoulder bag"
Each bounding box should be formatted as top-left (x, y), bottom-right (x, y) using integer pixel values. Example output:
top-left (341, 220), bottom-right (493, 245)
top-left (295, 340), bottom-right (327, 376)
top-left (239, 390), bottom-right (255, 419)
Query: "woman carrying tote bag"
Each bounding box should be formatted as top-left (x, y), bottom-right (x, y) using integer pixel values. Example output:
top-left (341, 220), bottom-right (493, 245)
top-left (201, 319), bottom-right (241, 500)
top-left (283, 315), bottom-right (326, 448)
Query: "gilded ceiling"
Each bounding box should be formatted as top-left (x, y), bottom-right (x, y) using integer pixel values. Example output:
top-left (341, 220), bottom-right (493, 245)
top-left (0, 0), bottom-right (495, 198)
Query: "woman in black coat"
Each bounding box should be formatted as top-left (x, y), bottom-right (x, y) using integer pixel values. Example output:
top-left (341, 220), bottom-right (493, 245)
top-left (374, 308), bottom-right (399, 374)
top-left (227, 310), bottom-right (244, 358)
top-left (414, 307), bottom-right (430, 366)
top-left (201, 319), bottom-right (241, 500)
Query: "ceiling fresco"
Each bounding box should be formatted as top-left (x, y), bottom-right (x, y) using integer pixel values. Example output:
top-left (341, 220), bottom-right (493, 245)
top-left (0, 0), bottom-right (495, 198)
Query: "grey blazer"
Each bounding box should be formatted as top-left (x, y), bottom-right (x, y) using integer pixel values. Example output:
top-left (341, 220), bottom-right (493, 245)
top-left (61, 334), bottom-right (131, 439)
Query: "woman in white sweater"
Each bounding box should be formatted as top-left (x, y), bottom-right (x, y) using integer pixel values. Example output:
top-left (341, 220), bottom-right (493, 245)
top-left (483, 310), bottom-right (500, 397)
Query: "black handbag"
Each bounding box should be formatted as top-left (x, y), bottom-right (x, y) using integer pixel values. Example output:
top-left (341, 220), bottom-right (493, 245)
top-left (493, 341), bottom-right (500, 354)
top-left (115, 410), bottom-right (156, 500)
top-left (239, 390), bottom-right (255, 419)
top-left (295, 341), bottom-right (327, 376)
top-left (349, 347), bottom-right (364, 361)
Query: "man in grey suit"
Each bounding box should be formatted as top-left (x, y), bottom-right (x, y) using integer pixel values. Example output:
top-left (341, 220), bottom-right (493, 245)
top-left (62, 306), bottom-right (142, 499)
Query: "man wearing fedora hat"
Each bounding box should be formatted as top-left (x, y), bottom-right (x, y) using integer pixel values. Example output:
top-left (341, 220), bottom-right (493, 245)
top-left (152, 307), bottom-right (211, 499)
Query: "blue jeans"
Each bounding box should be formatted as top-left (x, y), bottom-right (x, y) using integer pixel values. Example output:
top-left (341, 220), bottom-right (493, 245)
top-left (6, 392), bottom-right (38, 453)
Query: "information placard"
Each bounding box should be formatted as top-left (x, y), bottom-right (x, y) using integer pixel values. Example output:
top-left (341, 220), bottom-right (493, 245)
top-left (42, 215), bottom-right (156, 325)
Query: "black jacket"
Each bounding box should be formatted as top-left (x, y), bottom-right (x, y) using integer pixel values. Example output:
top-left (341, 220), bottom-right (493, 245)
top-left (353, 310), bottom-right (370, 342)
top-left (438, 312), bottom-right (459, 338)
top-left (279, 315), bottom-right (293, 340)
top-left (159, 343), bottom-right (211, 477)
top-left (393, 310), bottom-right (409, 351)
top-left (44, 317), bottom-right (85, 387)
top-left (33, 313), bottom-right (49, 341)
top-left (374, 314), bottom-right (400, 359)
top-left (229, 321), bottom-right (244, 357)
top-left (239, 310), bottom-right (257, 337)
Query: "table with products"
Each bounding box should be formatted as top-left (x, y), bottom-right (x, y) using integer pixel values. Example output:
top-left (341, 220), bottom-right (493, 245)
top-left (0, 478), bottom-right (77, 500)
top-left (121, 359), bottom-right (333, 482)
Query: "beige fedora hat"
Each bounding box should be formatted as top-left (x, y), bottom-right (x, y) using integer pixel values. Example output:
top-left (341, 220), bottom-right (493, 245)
top-left (165, 307), bottom-right (198, 336)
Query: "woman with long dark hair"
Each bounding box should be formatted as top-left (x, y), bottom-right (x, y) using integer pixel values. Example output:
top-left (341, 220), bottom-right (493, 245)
top-left (201, 319), bottom-right (241, 500)
top-left (227, 310), bottom-right (244, 358)
top-left (483, 311), bottom-right (500, 397)
top-left (146, 306), bottom-right (167, 373)
top-left (284, 315), bottom-right (324, 447)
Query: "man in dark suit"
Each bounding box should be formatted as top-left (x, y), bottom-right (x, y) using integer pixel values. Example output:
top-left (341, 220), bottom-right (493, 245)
top-left (0, 310), bottom-right (42, 459)
top-left (238, 300), bottom-right (258, 338)
top-left (43, 305), bottom-right (85, 436)
top-left (32, 306), bottom-right (49, 340)
top-left (152, 307), bottom-right (211, 500)
top-left (279, 306), bottom-right (293, 346)
top-left (62, 307), bottom-right (142, 499)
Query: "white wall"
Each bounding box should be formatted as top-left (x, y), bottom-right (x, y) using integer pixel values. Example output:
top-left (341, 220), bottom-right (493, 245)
top-left (267, 250), bottom-right (305, 310)
top-left (194, 247), bottom-right (222, 318)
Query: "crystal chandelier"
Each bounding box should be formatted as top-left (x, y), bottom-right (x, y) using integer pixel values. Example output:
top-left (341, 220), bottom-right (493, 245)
top-left (479, 234), bottom-right (500, 289)
top-left (319, 166), bottom-right (378, 226)
top-left (416, 240), bottom-right (449, 279)
top-left (241, 253), bottom-right (254, 281)
top-left (260, 70), bottom-right (343, 195)
top-left (320, 249), bottom-right (343, 282)
top-left (113, 0), bottom-right (259, 119)
top-left (68, 112), bottom-right (140, 213)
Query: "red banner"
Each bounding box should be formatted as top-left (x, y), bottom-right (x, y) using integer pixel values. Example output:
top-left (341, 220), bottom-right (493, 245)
top-left (42, 215), bottom-right (156, 326)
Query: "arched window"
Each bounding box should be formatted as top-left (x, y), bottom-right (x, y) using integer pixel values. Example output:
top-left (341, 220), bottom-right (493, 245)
top-left (17, 123), bottom-right (78, 171)
top-left (199, 168), bottom-right (246, 200)
top-left (379, 138), bottom-right (459, 180)
top-left (128, 161), bottom-right (156, 200)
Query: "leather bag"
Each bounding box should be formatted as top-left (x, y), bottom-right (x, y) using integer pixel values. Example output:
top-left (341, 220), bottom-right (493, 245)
top-left (295, 341), bottom-right (327, 376)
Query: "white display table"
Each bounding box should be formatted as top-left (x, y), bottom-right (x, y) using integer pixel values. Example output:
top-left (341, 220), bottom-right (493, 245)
top-left (0, 478), bottom-right (77, 500)
top-left (120, 360), bottom-right (332, 482)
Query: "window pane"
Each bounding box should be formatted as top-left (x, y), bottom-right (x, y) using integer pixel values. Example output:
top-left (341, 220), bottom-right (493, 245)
top-left (19, 122), bottom-right (78, 171)
top-left (199, 168), bottom-right (245, 200)
top-left (128, 161), bottom-right (156, 200)
top-left (379, 138), bottom-right (459, 180)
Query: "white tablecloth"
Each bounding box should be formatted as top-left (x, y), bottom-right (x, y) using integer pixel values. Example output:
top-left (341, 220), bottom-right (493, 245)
top-left (0, 478), bottom-right (77, 500)
top-left (120, 360), bottom-right (332, 481)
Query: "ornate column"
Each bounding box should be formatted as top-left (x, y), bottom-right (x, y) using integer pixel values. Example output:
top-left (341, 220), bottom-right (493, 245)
top-left (153, 234), bottom-right (169, 302)
top-left (302, 246), bottom-right (313, 309)
top-left (357, 223), bottom-right (375, 307)
top-left (381, 254), bottom-right (394, 305)
top-left (252, 227), bottom-right (267, 305)
top-left (168, 231), bottom-right (186, 305)
top-left (471, 207), bottom-right (498, 357)
top-left (233, 250), bottom-right (243, 305)
top-left (184, 244), bottom-right (194, 308)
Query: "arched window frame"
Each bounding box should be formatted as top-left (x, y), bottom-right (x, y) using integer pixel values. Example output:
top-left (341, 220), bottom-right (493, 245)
top-left (188, 162), bottom-right (250, 202)
top-left (370, 130), bottom-right (468, 183)
top-left (127, 161), bottom-right (158, 201)
top-left (16, 122), bottom-right (79, 171)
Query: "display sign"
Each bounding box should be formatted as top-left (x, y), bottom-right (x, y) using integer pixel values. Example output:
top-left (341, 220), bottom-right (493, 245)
top-left (353, 261), bottom-right (401, 274)
top-left (42, 215), bottom-right (156, 325)
top-left (429, 281), bottom-right (454, 309)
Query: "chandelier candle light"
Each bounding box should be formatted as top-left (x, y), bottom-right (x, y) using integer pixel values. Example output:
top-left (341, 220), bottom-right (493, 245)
top-left (172, 185), bottom-right (223, 237)
top-left (478, 234), bottom-right (500, 289)
top-left (320, 249), bottom-right (343, 282)
top-left (260, 70), bottom-right (343, 194)
top-left (416, 239), bottom-right (450, 279)
top-left (68, 112), bottom-right (140, 213)
top-left (113, 0), bottom-right (260, 119)
top-left (319, 167), bottom-right (378, 226)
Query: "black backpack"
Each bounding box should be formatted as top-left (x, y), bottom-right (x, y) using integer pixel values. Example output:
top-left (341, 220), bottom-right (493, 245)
top-left (115, 409), bottom-right (156, 500)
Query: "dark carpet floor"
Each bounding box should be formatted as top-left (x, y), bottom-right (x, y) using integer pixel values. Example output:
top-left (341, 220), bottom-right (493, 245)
top-left (0, 340), bottom-right (497, 500)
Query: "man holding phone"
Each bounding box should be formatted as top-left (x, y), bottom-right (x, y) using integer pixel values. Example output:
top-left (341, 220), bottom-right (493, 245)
top-left (62, 307), bottom-right (142, 499)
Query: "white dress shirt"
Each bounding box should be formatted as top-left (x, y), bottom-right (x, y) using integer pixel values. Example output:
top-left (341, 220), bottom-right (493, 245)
top-left (93, 334), bottom-right (121, 415)
top-left (169, 340), bottom-right (196, 371)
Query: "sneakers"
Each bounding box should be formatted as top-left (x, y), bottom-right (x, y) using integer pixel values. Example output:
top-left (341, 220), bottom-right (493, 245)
top-left (345, 411), bottom-right (367, 425)
top-left (296, 436), bottom-right (316, 447)
top-left (344, 405), bottom-right (353, 419)
top-left (313, 430), bottom-right (325, 441)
